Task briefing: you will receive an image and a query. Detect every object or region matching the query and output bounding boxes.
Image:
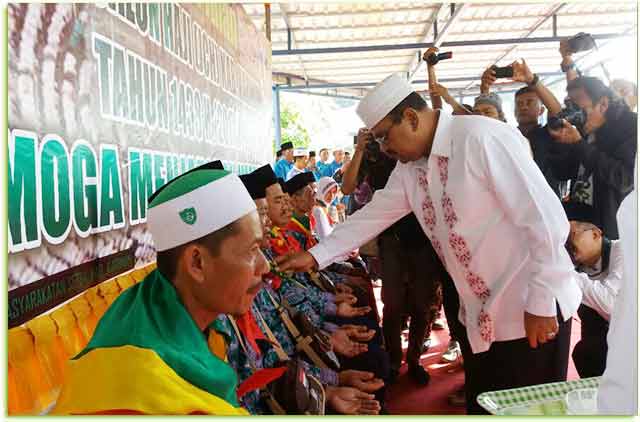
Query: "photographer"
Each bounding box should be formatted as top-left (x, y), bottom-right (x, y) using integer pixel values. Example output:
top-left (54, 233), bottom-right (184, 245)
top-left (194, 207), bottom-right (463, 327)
top-left (341, 129), bottom-right (444, 386)
top-left (547, 76), bottom-right (636, 239)
top-left (480, 59), bottom-right (566, 197)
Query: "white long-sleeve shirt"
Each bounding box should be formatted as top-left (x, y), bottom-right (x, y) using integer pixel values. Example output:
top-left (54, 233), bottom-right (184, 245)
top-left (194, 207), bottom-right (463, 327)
top-left (309, 112), bottom-right (582, 354)
top-left (575, 240), bottom-right (623, 321)
top-left (598, 180), bottom-right (637, 415)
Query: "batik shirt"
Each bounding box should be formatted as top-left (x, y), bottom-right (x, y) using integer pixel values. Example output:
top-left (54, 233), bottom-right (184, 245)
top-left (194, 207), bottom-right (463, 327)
top-left (262, 247), bottom-right (338, 333)
top-left (267, 227), bottom-right (337, 320)
top-left (253, 287), bottom-right (339, 386)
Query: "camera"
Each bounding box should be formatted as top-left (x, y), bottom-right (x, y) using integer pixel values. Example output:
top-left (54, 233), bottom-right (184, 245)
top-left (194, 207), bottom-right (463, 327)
top-left (491, 65), bottom-right (513, 79)
top-left (567, 32), bottom-right (596, 54)
top-left (548, 99), bottom-right (586, 130)
top-left (425, 51), bottom-right (453, 66)
top-left (354, 134), bottom-right (381, 156)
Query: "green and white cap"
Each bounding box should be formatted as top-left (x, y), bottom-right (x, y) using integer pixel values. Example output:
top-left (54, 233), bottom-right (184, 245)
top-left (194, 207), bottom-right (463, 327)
top-left (147, 169), bottom-right (256, 251)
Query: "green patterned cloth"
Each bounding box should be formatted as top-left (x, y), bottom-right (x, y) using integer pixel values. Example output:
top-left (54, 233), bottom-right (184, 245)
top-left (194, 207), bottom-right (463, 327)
top-left (477, 377), bottom-right (601, 415)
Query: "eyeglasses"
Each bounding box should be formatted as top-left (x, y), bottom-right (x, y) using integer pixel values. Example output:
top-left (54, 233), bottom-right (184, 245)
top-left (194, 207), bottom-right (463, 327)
top-left (372, 121), bottom-right (397, 146)
top-left (373, 133), bottom-right (389, 146)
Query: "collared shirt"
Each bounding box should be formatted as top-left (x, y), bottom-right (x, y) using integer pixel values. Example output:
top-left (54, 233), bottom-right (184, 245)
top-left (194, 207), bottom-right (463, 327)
top-left (286, 166), bottom-right (305, 181)
top-left (327, 160), bottom-right (343, 177)
top-left (274, 158), bottom-right (293, 180)
top-left (575, 240), bottom-right (623, 321)
top-left (309, 112), bottom-right (582, 354)
top-left (316, 161), bottom-right (334, 178)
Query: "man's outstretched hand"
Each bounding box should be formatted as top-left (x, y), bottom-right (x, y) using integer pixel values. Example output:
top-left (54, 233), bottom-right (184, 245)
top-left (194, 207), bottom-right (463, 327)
top-left (274, 251), bottom-right (319, 272)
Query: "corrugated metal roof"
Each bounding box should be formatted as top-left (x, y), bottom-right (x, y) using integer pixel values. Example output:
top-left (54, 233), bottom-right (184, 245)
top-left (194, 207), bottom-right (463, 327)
top-left (243, 2), bottom-right (637, 98)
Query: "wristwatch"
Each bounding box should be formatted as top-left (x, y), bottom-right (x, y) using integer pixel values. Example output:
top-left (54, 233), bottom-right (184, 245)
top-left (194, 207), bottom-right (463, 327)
top-left (527, 73), bottom-right (539, 87)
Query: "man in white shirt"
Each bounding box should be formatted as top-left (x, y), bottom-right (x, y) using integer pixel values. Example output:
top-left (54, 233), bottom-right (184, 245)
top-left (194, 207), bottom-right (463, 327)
top-left (566, 221), bottom-right (622, 377)
top-left (276, 73), bottom-right (582, 414)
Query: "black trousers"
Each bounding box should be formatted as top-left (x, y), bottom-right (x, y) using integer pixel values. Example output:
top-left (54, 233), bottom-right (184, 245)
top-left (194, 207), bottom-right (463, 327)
top-left (458, 306), bottom-right (572, 414)
top-left (572, 304), bottom-right (609, 378)
top-left (379, 234), bottom-right (442, 370)
top-left (441, 269), bottom-right (465, 343)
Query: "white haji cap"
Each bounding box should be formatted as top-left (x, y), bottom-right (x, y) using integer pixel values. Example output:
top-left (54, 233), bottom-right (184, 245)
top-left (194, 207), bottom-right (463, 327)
top-left (293, 148), bottom-right (309, 157)
top-left (147, 169), bottom-right (256, 251)
top-left (356, 73), bottom-right (414, 129)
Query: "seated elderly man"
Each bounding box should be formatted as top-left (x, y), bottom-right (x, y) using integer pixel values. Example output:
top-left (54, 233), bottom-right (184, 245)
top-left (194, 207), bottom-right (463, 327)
top-left (53, 165), bottom-right (267, 415)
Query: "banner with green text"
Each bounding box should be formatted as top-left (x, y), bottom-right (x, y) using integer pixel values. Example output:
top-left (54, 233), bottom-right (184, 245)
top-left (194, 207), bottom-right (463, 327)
top-left (8, 3), bottom-right (272, 293)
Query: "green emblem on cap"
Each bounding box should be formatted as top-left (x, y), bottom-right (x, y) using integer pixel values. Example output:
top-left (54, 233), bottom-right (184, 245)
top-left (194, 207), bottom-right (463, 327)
top-left (179, 207), bottom-right (197, 225)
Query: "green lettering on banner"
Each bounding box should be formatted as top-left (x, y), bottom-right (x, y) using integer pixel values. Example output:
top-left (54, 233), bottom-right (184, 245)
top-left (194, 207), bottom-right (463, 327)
top-left (112, 45), bottom-right (129, 120)
top-left (129, 149), bottom-right (153, 224)
top-left (143, 63), bottom-right (157, 128)
top-left (202, 94), bottom-right (212, 143)
top-left (173, 4), bottom-right (183, 60)
top-left (169, 78), bottom-right (179, 135)
top-left (148, 3), bottom-right (161, 44)
top-left (135, 3), bottom-right (148, 33)
top-left (8, 131), bottom-right (40, 252)
top-left (71, 142), bottom-right (98, 236)
top-left (184, 84), bottom-right (193, 139)
top-left (203, 35), bottom-right (211, 81)
top-left (125, 3), bottom-right (136, 26)
top-left (93, 35), bottom-right (113, 116)
top-left (128, 53), bottom-right (144, 124)
top-left (28, 290), bottom-right (37, 313)
top-left (179, 156), bottom-right (188, 174)
top-left (157, 69), bottom-right (168, 131)
top-left (184, 13), bottom-right (193, 67)
top-left (41, 136), bottom-right (72, 244)
top-left (162, 3), bottom-right (173, 53)
top-left (192, 24), bottom-right (202, 74)
top-left (153, 153), bottom-right (167, 194)
top-left (99, 146), bottom-right (124, 230)
top-left (192, 90), bottom-right (201, 141)
top-left (177, 81), bottom-right (185, 137)
top-left (166, 155), bottom-right (178, 181)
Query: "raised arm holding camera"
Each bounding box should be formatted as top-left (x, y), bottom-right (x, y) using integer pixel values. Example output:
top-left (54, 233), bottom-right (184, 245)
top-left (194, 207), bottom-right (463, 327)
top-left (424, 47), bottom-right (472, 115)
top-left (478, 59), bottom-right (567, 197)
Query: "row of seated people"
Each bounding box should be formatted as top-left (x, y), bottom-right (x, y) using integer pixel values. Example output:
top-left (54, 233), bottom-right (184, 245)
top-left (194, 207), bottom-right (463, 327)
top-left (8, 264), bottom-right (155, 415)
top-left (216, 164), bottom-right (389, 414)
top-left (11, 163), bottom-right (387, 415)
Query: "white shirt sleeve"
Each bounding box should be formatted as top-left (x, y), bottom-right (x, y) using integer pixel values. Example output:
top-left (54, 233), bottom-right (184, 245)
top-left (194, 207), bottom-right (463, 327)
top-left (575, 241), bottom-right (623, 321)
top-left (476, 125), bottom-right (582, 318)
top-left (309, 164), bottom-right (412, 269)
top-left (312, 206), bottom-right (333, 241)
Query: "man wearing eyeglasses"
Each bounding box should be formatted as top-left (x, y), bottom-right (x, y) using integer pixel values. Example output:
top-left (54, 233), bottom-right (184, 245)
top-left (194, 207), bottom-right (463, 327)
top-left (276, 73), bottom-right (583, 414)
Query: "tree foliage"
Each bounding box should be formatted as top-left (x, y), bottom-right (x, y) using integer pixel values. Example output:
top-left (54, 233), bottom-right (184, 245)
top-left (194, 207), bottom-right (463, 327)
top-left (277, 103), bottom-right (310, 151)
